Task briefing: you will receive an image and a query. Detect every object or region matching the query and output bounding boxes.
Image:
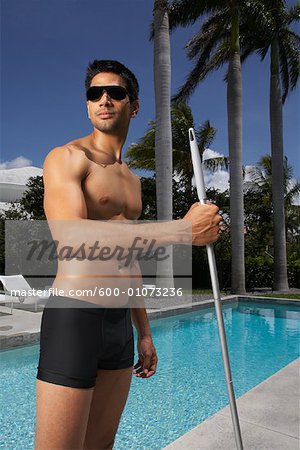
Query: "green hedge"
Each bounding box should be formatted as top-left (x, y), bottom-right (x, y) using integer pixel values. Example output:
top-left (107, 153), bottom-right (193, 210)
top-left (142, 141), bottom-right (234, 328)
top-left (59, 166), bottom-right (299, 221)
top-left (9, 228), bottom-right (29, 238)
top-left (288, 259), bottom-right (300, 288)
top-left (245, 256), bottom-right (300, 289)
top-left (245, 256), bottom-right (274, 289)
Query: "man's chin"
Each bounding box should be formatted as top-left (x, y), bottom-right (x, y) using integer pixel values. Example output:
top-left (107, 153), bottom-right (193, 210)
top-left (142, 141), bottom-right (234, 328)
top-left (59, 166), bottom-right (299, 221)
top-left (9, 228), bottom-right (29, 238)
top-left (93, 121), bottom-right (118, 133)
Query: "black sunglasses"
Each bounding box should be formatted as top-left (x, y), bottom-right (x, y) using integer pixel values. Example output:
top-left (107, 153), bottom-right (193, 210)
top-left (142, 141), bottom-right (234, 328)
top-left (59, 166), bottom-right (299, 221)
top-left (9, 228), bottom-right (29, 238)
top-left (86, 85), bottom-right (130, 102)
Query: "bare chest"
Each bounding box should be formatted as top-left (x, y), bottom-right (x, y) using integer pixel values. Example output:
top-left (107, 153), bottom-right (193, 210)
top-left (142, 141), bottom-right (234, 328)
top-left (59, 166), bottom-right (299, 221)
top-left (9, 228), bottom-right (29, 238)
top-left (82, 162), bottom-right (142, 220)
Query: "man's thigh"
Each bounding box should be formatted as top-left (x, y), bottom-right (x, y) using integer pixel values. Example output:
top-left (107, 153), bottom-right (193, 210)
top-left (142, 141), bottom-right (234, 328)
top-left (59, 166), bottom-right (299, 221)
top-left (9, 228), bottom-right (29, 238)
top-left (35, 379), bottom-right (94, 450)
top-left (84, 367), bottom-right (133, 449)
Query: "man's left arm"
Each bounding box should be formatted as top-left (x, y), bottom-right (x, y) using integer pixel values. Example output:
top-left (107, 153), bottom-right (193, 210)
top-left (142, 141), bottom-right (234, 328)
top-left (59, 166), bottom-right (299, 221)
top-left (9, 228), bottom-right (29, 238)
top-left (130, 261), bottom-right (158, 378)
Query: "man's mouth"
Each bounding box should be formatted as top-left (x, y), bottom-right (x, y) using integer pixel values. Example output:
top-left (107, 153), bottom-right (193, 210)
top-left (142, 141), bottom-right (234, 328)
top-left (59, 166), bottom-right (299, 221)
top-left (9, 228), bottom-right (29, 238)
top-left (97, 111), bottom-right (114, 118)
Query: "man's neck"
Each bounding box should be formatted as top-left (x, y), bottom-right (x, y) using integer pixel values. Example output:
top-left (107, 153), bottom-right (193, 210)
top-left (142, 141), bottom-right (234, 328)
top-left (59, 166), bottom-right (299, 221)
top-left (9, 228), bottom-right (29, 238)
top-left (90, 129), bottom-right (125, 163)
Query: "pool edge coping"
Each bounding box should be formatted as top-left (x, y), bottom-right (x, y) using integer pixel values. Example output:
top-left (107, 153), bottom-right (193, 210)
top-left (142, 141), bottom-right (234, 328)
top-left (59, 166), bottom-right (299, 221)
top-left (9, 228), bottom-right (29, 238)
top-left (0, 295), bottom-right (299, 350)
top-left (163, 357), bottom-right (300, 449)
top-left (146, 294), bottom-right (300, 320)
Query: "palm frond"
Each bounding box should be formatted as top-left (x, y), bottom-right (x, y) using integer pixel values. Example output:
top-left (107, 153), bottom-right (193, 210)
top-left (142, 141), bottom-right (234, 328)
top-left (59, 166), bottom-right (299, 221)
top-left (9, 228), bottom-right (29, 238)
top-left (258, 154), bottom-right (272, 177)
top-left (201, 6), bottom-right (230, 32)
top-left (126, 122), bottom-right (156, 170)
top-left (240, 41), bottom-right (257, 63)
top-left (171, 102), bottom-right (195, 126)
top-left (185, 29), bottom-right (218, 61)
top-left (257, 43), bottom-right (271, 61)
top-left (286, 29), bottom-right (300, 47)
top-left (203, 156), bottom-right (228, 172)
top-left (185, 7), bottom-right (230, 59)
top-left (279, 39), bottom-right (290, 103)
top-left (198, 120), bottom-right (217, 151)
top-left (171, 57), bottom-right (206, 103)
top-left (241, 0), bottom-right (274, 42)
top-left (172, 42), bottom-right (229, 103)
top-left (247, 165), bottom-right (266, 187)
top-left (287, 4), bottom-right (300, 25)
top-left (282, 31), bottom-right (300, 91)
top-left (168, 0), bottom-right (222, 32)
top-left (126, 102), bottom-right (220, 180)
top-left (285, 181), bottom-right (300, 204)
top-left (186, 25), bottom-right (228, 60)
top-left (187, 27), bottom-right (230, 63)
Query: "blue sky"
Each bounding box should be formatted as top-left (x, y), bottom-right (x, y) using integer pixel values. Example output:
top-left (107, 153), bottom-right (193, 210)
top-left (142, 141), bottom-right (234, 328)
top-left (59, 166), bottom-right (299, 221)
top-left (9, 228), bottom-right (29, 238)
top-left (1, 0), bottom-right (299, 178)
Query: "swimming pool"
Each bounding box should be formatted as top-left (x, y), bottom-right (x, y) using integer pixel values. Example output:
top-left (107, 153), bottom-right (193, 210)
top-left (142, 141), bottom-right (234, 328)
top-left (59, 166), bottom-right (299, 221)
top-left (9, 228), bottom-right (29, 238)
top-left (1, 299), bottom-right (299, 449)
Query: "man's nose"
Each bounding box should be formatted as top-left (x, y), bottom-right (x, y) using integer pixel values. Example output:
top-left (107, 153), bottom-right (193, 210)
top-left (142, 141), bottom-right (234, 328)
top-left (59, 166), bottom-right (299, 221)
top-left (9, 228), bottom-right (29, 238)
top-left (99, 90), bottom-right (112, 105)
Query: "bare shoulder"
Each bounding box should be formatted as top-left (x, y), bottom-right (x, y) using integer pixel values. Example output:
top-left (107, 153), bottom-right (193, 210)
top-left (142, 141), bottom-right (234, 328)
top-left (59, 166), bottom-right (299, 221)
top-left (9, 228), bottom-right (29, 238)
top-left (132, 170), bottom-right (142, 191)
top-left (134, 174), bottom-right (142, 193)
top-left (44, 142), bottom-right (87, 163)
top-left (124, 162), bottom-right (141, 184)
top-left (132, 171), bottom-right (141, 184)
top-left (130, 169), bottom-right (142, 194)
top-left (43, 144), bottom-right (89, 179)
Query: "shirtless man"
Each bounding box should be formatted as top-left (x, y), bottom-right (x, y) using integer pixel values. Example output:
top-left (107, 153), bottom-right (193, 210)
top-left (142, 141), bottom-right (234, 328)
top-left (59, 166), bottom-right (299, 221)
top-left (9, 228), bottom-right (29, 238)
top-left (34, 60), bottom-right (222, 450)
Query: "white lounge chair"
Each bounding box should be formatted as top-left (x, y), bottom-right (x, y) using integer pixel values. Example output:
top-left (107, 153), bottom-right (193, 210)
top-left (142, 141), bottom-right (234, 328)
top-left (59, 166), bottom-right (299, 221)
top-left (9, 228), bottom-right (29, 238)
top-left (0, 275), bottom-right (49, 313)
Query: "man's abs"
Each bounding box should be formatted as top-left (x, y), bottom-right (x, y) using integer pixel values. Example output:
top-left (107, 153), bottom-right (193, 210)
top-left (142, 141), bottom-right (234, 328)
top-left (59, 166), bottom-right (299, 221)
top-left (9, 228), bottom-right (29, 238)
top-left (52, 259), bottom-right (134, 307)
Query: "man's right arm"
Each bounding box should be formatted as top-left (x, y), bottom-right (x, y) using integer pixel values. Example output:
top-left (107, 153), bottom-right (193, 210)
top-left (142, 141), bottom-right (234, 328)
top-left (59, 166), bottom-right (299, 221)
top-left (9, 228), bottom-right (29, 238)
top-left (43, 147), bottom-right (221, 251)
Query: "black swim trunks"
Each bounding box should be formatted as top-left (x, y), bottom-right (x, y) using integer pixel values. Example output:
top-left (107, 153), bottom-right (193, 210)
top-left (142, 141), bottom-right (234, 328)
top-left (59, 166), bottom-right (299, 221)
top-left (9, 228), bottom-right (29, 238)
top-left (36, 295), bottom-right (134, 389)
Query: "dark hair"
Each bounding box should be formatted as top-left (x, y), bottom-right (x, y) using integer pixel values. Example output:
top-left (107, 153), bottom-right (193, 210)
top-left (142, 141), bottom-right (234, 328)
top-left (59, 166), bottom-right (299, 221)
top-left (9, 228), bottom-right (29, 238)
top-left (85, 60), bottom-right (139, 102)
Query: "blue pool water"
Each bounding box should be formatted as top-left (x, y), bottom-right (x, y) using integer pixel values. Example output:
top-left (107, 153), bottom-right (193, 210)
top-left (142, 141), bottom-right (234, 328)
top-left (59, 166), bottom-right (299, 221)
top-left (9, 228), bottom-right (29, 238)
top-left (1, 299), bottom-right (299, 449)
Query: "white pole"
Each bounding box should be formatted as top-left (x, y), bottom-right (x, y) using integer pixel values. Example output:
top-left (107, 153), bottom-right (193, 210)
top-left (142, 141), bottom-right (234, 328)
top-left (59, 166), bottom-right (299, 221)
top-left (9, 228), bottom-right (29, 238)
top-left (189, 128), bottom-right (243, 450)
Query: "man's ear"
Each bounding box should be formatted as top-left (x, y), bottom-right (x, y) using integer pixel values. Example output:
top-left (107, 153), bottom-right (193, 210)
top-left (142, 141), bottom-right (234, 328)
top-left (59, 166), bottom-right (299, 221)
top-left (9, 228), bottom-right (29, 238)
top-left (86, 101), bottom-right (91, 119)
top-left (131, 99), bottom-right (139, 117)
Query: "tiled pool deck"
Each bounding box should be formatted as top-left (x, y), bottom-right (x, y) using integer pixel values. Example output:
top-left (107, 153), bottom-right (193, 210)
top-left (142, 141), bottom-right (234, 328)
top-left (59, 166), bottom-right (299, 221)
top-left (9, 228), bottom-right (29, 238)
top-left (0, 294), bottom-right (299, 449)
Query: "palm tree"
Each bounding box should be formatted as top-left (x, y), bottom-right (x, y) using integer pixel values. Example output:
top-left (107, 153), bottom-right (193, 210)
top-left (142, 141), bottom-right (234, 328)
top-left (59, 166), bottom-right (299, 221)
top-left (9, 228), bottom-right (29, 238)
top-left (153, 0), bottom-right (173, 222)
top-left (241, 0), bottom-right (300, 291)
top-left (167, 1), bottom-right (299, 293)
top-left (246, 155), bottom-right (300, 287)
top-left (126, 102), bottom-right (225, 184)
top-left (166, 0), bottom-right (267, 293)
top-left (167, 104), bottom-right (228, 184)
top-left (247, 155), bottom-right (300, 205)
top-left (247, 154), bottom-right (300, 232)
top-left (153, 0), bottom-right (174, 288)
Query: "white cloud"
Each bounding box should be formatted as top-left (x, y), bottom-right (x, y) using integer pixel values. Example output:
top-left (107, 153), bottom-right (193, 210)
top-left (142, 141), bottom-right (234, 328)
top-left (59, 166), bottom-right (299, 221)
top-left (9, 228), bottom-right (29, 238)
top-left (289, 178), bottom-right (300, 206)
top-left (201, 148), bottom-right (229, 192)
top-left (179, 145), bottom-right (300, 203)
top-left (202, 169), bottom-right (229, 192)
top-left (0, 156), bottom-right (32, 169)
top-left (293, 193), bottom-right (300, 206)
top-left (243, 165), bottom-right (258, 182)
top-left (202, 148), bottom-right (224, 160)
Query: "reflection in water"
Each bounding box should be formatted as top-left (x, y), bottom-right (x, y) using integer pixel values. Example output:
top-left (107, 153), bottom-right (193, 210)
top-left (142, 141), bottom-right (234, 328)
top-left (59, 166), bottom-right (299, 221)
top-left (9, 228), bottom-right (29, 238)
top-left (238, 301), bottom-right (300, 320)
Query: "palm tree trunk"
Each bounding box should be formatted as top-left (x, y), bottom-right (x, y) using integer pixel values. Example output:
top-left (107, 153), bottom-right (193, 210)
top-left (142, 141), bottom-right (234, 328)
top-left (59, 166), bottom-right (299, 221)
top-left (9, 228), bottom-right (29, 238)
top-left (270, 39), bottom-right (289, 291)
top-left (227, 6), bottom-right (246, 294)
top-left (153, 0), bottom-right (174, 289)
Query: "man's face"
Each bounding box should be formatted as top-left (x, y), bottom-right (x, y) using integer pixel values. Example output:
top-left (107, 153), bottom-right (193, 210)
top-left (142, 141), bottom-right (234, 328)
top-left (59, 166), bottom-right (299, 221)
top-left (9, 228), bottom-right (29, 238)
top-left (86, 72), bottom-right (139, 134)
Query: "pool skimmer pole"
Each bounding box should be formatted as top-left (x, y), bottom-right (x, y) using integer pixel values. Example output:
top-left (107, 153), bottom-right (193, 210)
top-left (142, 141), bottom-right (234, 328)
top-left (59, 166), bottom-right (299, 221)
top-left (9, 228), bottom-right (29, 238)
top-left (189, 128), bottom-right (243, 450)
